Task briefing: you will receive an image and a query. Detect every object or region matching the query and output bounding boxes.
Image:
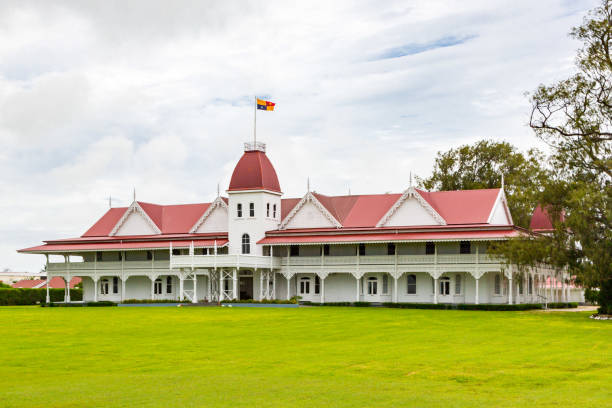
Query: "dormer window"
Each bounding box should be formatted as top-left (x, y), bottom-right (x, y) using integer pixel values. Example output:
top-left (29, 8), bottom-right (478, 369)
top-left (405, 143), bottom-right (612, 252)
top-left (266, 203), bottom-right (270, 217)
top-left (273, 204), bottom-right (277, 218)
top-left (237, 203), bottom-right (243, 218)
top-left (249, 202), bottom-right (255, 217)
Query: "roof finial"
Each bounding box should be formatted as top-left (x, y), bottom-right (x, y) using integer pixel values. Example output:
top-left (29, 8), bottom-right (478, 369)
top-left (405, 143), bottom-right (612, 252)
top-left (108, 195), bottom-right (112, 209)
top-left (501, 173), bottom-right (505, 190)
top-left (409, 171), bottom-right (413, 188)
top-left (133, 187), bottom-right (136, 202)
top-left (217, 182), bottom-right (220, 198)
top-left (307, 177), bottom-right (310, 193)
top-left (348, 185), bottom-right (351, 196)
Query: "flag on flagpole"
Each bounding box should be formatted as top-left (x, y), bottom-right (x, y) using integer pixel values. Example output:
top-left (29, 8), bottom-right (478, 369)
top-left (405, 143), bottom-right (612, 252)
top-left (257, 98), bottom-right (275, 111)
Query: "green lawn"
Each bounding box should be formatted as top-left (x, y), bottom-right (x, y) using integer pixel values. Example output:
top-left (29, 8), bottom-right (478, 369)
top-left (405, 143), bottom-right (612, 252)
top-left (0, 306), bottom-right (610, 407)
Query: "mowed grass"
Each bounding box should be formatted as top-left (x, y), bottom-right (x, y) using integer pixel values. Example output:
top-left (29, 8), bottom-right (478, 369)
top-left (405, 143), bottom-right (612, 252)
top-left (0, 307), bottom-right (610, 408)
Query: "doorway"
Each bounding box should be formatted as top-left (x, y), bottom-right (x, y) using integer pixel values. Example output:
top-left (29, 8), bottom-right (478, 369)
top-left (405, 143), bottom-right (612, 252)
top-left (239, 276), bottom-right (253, 300)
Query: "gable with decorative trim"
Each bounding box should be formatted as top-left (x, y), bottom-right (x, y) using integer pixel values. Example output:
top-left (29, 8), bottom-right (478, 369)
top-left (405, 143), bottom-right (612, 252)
top-left (488, 192), bottom-right (512, 225)
top-left (377, 187), bottom-right (446, 227)
top-left (194, 205), bottom-right (228, 233)
top-left (284, 200), bottom-right (337, 229)
top-left (114, 210), bottom-right (160, 236)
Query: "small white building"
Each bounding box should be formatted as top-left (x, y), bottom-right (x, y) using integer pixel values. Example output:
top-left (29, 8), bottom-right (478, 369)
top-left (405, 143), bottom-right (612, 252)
top-left (19, 142), bottom-right (583, 305)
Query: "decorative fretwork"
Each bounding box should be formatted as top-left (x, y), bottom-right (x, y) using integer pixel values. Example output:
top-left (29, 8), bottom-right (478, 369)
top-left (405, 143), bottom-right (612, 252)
top-left (376, 187), bottom-right (446, 227)
top-left (189, 196), bottom-right (228, 233)
top-left (279, 192), bottom-right (342, 229)
top-left (110, 201), bottom-right (162, 236)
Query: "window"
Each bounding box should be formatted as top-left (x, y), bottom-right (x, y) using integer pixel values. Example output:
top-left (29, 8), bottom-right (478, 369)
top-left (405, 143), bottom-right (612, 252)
top-left (118, 252), bottom-right (123, 261)
top-left (266, 203), bottom-right (270, 217)
top-left (166, 276), bottom-right (172, 293)
top-left (407, 274), bottom-right (417, 294)
top-left (154, 278), bottom-right (162, 295)
top-left (425, 241), bottom-right (435, 255)
top-left (494, 274), bottom-right (501, 295)
top-left (273, 204), bottom-right (277, 218)
top-left (96, 252), bottom-right (102, 262)
top-left (249, 202), bottom-right (255, 217)
top-left (455, 274), bottom-right (461, 295)
top-left (146, 251), bottom-right (152, 261)
top-left (241, 234), bottom-right (250, 254)
top-left (529, 275), bottom-right (533, 295)
top-left (358, 244), bottom-right (365, 256)
top-left (300, 277), bottom-right (310, 294)
top-left (290, 245), bottom-right (299, 257)
top-left (237, 203), bottom-right (243, 218)
top-left (460, 241), bottom-right (471, 254)
top-left (172, 248), bottom-right (180, 256)
top-left (440, 277), bottom-right (450, 295)
top-left (113, 277), bottom-right (119, 294)
top-left (518, 278), bottom-right (523, 295)
top-left (382, 274), bottom-right (388, 294)
top-left (387, 243), bottom-right (395, 255)
top-left (323, 244), bottom-right (330, 256)
top-left (314, 276), bottom-right (320, 294)
top-left (100, 279), bottom-right (109, 295)
top-left (367, 277), bottom-right (378, 295)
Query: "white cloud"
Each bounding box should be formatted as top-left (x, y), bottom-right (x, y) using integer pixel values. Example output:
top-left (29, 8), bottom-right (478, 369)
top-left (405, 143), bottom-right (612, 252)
top-left (0, 0), bottom-right (599, 271)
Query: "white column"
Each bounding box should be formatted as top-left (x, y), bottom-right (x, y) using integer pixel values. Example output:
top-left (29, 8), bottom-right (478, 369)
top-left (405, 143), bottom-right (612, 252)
top-left (93, 277), bottom-right (98, 303)
top-left (259, 270), bottom-right (264, 300)
top-left (562, 275), bottom-right (567, 302)
top-left (508, 277), bottom-right (513, 305)
top-left (151, 277), bottom-right (155, 300)
top-left (66, 276), bottom-right (71, 303)
top-left (433, 278), bottom-right (438, 304)
top-left (232, 269), bottom-right (238, 300)
top-left (272, 272), bottom-right (276, 300)
top-left (121, 277), bottom-right (126, 302)
top-left (286, 275), bottom-right (291, 300)
top-left (355, 275), bottom-right (360, 302)
top-left (219, 270), bottom-right (224, 301)
top-left (475, 277), bottom-right (480, 305)
top-left (193, 273), bottom-right (198, 303)
top-left (393, 275), bottom-right (398, 304)
top-left (320, 276), bottom-right (325, 304)
top-left (179, 275), bottom-right (184, 301)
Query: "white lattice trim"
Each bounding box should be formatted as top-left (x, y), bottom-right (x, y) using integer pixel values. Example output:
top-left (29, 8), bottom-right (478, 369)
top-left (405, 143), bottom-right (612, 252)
top-left (110, 201), bottom-right (162, 236)
top-left (189, 196), bottom-right (228, 233)
top-left (279, 192), bottom-right (342, 229)
top-left (376, 187), bottom-right (446, 227)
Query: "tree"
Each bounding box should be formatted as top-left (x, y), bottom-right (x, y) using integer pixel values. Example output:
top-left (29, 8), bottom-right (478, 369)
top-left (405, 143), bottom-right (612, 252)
top-left (420, 140), bottom-right (549, 228)
top-left (498, 0), bottom-right (612, 314)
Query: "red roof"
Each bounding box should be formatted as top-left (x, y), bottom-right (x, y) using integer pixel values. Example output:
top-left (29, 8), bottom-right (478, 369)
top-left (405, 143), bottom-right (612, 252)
top-left (258, 228), bottom-right (521, 245)
top-left (279, 188), bottom-right (502, 228)
top-left (83, 202), bottom-right (212, 237)
top-left (19, 239), bottom-right (228, 253)
top-left (12, 277), bottom-right (81, 289)
top-left (228, 150), bottom-right (281, 193)
top-left (530, 205), bottom-right (564, 232)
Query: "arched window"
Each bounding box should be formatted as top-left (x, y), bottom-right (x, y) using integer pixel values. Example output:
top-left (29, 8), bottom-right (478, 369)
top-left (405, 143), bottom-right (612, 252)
top-left (494, 274), bottom-right (501, 295)
top-left (241, 234), bottom-right (250, 254)
top-left (367, 276), bottom-right (378, 295)
top-left (455, 274), bottom-right (461, 295)
top-left (439, 277), bottom-right (450, 295)
top-left (166, 276), bottom-right (172, 294)
top-left (154, 278), bottom-right (162, 295)
top-left (100, 278), bottom-right (109, 295)
top-left (407, 274), bottom-right (417, 294)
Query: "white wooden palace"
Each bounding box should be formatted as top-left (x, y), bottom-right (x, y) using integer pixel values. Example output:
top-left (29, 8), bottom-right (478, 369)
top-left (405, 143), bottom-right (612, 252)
top-left (19, 142), bottom-right (583, 305)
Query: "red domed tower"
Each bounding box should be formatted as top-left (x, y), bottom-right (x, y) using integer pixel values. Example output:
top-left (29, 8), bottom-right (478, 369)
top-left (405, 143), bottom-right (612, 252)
top-left (227, 142), bottom-right (282, 255)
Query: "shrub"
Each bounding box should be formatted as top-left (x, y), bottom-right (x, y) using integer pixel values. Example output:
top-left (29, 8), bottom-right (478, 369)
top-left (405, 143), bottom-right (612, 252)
top-left (546, 302), bottom-right (578, 309)
top-left (221, 299), bottom-right (297, 304)
top-left (0, 288), bottom-right (82, 305)
top-left (352, 301), bottom-right (372, 307)
top-left (41, 301), bottom-right (116, 307)
top-left (121, 299), bottom-right (183, 304)
top-left (382, 302), bottom-right (544, 311)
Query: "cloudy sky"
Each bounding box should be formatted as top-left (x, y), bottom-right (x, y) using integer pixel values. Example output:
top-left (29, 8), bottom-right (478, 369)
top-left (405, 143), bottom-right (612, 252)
top-left (0, 0), bottom-right (597, 272)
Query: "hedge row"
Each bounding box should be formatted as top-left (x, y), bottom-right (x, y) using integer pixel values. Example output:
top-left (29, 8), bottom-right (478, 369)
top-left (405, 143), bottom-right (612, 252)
top-left (546, 302), bottom-right (579, 309)
top-left (41, 301), bottom-right (116, 307)
top-left (302, 301), bottom-right (548, 311)
top-left (221, 299), bottom-right (298, 304)
top-left (0, 288), bottom-right (83, 306)
top-left (121, 299), bottom-right (184, 304)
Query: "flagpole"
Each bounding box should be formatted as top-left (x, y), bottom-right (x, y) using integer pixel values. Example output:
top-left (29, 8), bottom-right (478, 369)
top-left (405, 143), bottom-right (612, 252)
top-left (254, 96), bottom-right (257, 145)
